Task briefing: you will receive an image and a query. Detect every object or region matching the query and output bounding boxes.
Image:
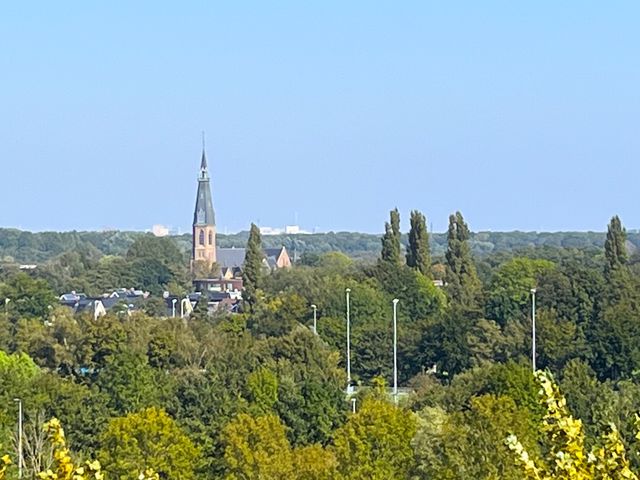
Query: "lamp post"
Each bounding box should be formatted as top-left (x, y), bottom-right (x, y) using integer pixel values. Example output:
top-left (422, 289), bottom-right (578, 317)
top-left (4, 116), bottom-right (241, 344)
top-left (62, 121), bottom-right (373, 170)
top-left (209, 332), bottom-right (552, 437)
top-left (172, 298), bottom-right (177, 318)
top-left (345, 288), bottom-right (352, 392)
top-left (311, 304), bottom-right (317, 335)
top-left (181, 298), bottom-right (191, 319)
top-left (14, 398), bottom-right (22, 479)
top-left (4, 298), bottom-right (10, 322)
top-left (531, 288), bottom-right (537, 372)
top-left (392, 298), bottom-right (399, 403)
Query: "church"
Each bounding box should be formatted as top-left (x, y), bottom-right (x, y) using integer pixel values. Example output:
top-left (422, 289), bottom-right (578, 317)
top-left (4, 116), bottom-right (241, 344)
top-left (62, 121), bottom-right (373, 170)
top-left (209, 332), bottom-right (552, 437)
top-left (191, 145), bottom-right (291, 290)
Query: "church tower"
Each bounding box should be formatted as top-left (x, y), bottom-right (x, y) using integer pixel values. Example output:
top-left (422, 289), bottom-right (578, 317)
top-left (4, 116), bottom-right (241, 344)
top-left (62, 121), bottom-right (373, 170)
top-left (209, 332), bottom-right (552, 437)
top-left (192, 143), bottom-right (216, 269)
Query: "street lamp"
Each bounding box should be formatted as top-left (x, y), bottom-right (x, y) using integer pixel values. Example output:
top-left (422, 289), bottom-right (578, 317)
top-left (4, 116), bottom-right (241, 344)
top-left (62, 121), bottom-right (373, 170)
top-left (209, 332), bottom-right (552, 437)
top-left (392, 298), bottom-right (399, 403)
top-left (4, 298), bottom-right (10, 322)
top-left (13, 398), bottom-right (22, 479)
top-left (181, 297), bottom-right (191, 319)
top-left (311, 304), bottom-right (317, 335)
top-left (531, 288), bottom-right (537, 372)
top-left (172, 298), bottom-right (177, 318)
top-left (345, 288), bottom-right (352, 393)
top-left (351, 397), bottom-right (357, 413)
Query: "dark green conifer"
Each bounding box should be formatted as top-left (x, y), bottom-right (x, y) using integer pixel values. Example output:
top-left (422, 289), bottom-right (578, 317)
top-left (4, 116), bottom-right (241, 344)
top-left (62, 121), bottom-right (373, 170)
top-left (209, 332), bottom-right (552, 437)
top-left (444, 211), bottom-right (481, 310)
top-left (604, 215), bottom-right (627, 280)
top-left (380, 208), bottom-right (402, 266)
top-left (406, 210), bottom-right (431, 277)
top-left (243, 223), bottom-right (264, 311)
top-left (600, 215), bottom-right (634, 306)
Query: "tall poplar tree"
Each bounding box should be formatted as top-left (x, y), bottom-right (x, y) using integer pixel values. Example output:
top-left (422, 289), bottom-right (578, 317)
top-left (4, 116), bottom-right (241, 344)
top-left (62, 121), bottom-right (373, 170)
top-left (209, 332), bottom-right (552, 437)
top-left (406, 210), bottom-right (431, 277)
top-left (380, 208), bottom-right (401, 266)
top-left (590, 215), bottom-right (640, 380)
top-left (444, 211), bottom-right (481, 310)
top-left (604, 215), bottom-right (627, 281)
top-left (243, 223), bottom-right (264, 311)
top-left (601, 214), bottom-right (635, 306)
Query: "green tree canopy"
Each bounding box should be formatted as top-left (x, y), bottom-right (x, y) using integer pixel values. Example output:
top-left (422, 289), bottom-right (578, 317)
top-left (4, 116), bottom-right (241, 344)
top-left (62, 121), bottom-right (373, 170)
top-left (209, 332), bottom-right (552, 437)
top-left (380, 208), bottom-right (401, 266)
top-left (444, 212), bottom-right (482, 311)
top-left (332, 399), bottom-right (417, 479)
top-left (243, 223), bottom-right (264, 311)
top-left (406, 210), bottom-right (431, 277)
top-left (99, 407), bottom-right (199, 480)
top-left (604, 215), bottom-right (628, 278)
top-left (222, 413), bottom-right (295, 480)
top-left (0, 272), bottom-right (57, 320)
top-left (486, 257), bottom-right (555, 324)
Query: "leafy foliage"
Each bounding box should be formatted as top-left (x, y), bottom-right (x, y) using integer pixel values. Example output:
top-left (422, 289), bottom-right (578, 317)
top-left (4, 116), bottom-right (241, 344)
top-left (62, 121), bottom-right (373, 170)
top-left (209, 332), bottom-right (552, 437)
top-left (242, 223), bottom-right (263, 311)
top-left (507, 371), bottom-right (640, 480)
top-left (3, 212), bottom-right (640, 478)
top-left (380, 208), bottom-right (402, 266)
top-left (332, 398), bottom-right (417, 479)
top-left (99, 407), bottom-right (198, 480)
top-left (406, 210), bottom-right (431, 277)
top-left (445, 211), bottom-right (482, 311)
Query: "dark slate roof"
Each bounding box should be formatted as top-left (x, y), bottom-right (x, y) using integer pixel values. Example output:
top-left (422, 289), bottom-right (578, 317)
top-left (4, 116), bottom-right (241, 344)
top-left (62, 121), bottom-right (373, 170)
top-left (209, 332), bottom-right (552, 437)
top-left (102, 297), bottom-right (133, 310)
top-left (75, 298), bottom-right (100, 313)
top-left (216, 247), bottom-right (246, 269)
top-left (264, 247), bottom-right (284, 258)
top-left (216, 246), bottom-right (287, 269)
top-left (206, 291), bottom-right (230, 302)
top-left (265, 247), bottom-right (287, 269)
top-left (193, 149), bottom-right (216, 226)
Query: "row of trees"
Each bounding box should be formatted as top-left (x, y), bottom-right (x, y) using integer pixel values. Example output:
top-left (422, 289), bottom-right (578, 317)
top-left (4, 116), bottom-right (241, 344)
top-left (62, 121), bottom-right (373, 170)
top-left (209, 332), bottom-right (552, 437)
top-left (0, 235), bottom-right (192, 299)
top-left (3, 225), bottom-right (640, 265)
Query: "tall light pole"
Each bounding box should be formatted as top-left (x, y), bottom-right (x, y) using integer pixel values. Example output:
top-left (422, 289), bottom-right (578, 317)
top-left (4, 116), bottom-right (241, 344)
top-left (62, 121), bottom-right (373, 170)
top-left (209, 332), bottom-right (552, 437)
top-left (14, 398), bottom-right (22, 479)
top-left (4, 298), bottom-right (10, 322)
top-left (531, 288), bottom-right (537, 372)
top-left (392, 298), bottom-right (399, 403)
top-left (172, 298), bottom-right (177, 318)
top-left (311, 304), bottom-right (317, 335)
top-left (345, 288), bottom-right (352, 392)
top-left (181, 298), bottom-right (191, 319)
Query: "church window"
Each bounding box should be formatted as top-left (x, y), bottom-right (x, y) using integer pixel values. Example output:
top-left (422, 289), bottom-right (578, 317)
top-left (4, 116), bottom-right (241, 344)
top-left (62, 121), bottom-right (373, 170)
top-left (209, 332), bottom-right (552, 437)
top-left (209, 231), bottom-right (213, 245)
top-left (199, 230), bottom-right (205, 246)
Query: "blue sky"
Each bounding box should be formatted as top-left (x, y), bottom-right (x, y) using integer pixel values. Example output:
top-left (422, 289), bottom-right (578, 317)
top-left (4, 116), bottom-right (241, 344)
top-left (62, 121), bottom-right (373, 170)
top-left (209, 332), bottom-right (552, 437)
top-left (1, 2), bottom-right (639, 234)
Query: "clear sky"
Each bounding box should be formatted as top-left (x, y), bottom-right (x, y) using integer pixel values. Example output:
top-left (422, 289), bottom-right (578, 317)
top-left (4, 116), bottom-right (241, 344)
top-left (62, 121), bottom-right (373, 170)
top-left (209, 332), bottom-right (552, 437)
top-left (1, 2), bottom-right (638, 234)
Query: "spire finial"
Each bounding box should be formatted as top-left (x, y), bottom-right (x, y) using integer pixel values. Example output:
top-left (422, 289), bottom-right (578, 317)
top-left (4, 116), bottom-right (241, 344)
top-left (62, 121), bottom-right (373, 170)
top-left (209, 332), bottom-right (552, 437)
top-left (200, 131), bottom-right (208, 171)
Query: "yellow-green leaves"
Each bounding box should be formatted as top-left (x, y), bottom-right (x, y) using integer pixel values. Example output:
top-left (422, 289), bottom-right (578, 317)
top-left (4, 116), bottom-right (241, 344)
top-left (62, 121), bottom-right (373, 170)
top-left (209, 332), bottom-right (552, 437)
top-left (332, 399), bottom-right (417, 480)
top-left (0, 451), bottom-right (11, 480)
top-left (35, 418), bottom-right (104, 480)
top-left (98, 407), bottom-right (199, 480)
top-left (222, 413), bottom-right (335, 480)
top-left (507, 371), bottom-right (640, 480)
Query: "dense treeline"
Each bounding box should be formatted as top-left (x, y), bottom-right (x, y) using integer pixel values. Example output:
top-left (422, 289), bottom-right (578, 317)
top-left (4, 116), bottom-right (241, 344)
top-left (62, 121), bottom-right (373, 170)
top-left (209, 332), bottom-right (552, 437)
top-left (2, 211), bottom-right (640, 478)
top-left (2, 227), bottom-right (639, 264)
top-left (0, 235), bottom-right (192, 298)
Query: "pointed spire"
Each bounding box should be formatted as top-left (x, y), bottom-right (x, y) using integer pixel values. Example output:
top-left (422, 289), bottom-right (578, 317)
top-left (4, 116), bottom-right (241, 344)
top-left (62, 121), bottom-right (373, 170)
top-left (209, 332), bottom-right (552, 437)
top-left (194, 133), bottom-right (215, 226)
top-left (200, 131), bottom-right (208, 170)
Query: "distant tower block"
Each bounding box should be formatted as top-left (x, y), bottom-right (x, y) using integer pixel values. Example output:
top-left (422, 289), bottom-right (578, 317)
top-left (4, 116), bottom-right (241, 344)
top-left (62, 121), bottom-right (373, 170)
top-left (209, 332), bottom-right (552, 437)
top-left (191, 138), bottom-right (217, 270)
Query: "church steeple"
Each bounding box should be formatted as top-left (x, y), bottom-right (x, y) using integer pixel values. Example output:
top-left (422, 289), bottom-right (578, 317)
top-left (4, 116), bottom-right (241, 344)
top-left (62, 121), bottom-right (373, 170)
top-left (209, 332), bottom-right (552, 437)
top-left (192, 136), bottom-right (217, 270)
